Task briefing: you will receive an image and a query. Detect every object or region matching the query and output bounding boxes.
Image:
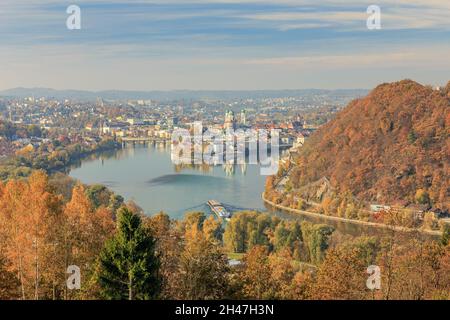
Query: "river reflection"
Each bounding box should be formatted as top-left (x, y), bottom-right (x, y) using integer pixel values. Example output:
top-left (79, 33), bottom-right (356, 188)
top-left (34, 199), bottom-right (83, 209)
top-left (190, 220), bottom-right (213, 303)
top-left (69, 144), bottom-right (268, 219)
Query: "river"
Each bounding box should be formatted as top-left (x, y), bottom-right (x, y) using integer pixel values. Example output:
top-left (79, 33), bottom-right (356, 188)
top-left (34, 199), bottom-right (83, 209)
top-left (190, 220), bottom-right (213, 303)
top-left (69, 144), bottom-right (437, 239)
top-left (70, 143), bottom-right (267, 219)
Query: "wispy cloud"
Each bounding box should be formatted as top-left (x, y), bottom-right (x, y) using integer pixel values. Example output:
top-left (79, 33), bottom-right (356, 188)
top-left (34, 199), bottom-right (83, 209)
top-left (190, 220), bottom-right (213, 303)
top-left (0, 1), bottom-right (449, 90)
top-left (245, 48), bottom-right (450, 68)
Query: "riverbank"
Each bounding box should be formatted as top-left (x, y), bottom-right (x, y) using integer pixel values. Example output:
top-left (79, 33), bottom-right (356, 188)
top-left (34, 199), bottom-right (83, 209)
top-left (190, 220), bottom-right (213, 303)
top-left (262, 192), bottom-right (442, 236)
top-left (0, 139), bottom-right (122, 181)
top-left (58, 140), bottom-right (122, 172)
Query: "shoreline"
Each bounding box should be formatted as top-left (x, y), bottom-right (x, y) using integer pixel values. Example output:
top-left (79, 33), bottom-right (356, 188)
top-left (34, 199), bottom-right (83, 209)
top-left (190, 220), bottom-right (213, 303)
top-left (262, 192), bottom-right (442, 236)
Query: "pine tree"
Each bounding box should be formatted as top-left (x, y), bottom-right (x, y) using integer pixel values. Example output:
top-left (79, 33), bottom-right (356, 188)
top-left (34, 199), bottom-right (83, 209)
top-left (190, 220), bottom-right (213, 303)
top-left (96, 208), bottom-right (160, 300)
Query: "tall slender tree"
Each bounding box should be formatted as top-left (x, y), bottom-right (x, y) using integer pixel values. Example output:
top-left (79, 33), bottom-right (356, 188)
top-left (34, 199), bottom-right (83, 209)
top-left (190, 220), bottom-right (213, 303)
top-left (96, 208), bottom-right (160, 300)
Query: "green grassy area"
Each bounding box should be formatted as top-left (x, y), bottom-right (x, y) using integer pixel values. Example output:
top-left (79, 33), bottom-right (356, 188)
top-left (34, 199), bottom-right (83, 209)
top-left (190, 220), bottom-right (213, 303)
top-left (227, 252), bottom-right (245, 260)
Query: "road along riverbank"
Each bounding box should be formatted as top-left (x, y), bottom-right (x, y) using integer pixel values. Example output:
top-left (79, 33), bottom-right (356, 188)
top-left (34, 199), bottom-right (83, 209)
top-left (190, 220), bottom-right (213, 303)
top-left (262, 192), bottom-right (442, 237)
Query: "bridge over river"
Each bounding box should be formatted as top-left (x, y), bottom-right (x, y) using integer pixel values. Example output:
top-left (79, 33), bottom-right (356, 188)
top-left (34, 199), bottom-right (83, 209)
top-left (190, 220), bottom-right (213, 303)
top-left (120, 137), bottom-right (170, 145)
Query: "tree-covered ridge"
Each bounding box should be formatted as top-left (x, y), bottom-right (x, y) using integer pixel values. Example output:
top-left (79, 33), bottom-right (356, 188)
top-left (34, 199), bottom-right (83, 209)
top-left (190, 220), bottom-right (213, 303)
top-left (283, 80), bottom-right (449, 210)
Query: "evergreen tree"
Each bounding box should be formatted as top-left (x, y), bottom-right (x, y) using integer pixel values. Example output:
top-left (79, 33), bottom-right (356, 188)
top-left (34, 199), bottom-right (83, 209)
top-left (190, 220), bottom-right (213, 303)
top-left (96, 208), bottom-right (160, 300)
top-left (441, 224), bottom-right (450, 246)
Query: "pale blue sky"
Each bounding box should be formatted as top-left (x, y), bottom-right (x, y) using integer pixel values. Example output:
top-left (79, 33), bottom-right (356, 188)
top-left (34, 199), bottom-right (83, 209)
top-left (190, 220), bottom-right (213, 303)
top-left (0, 0), bottom-right (449, 90)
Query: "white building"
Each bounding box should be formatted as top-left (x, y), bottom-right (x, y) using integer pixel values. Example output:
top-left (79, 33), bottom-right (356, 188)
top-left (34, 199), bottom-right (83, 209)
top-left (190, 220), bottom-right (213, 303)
top-left (127, 118), bottom-right (144, 126)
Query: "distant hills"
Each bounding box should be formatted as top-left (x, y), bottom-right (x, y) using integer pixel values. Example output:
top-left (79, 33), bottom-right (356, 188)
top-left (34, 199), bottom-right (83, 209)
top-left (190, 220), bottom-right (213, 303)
top-left (0, 87), bottom-right (368, 101)
top-left (284, 80), bottom-right (450, 210)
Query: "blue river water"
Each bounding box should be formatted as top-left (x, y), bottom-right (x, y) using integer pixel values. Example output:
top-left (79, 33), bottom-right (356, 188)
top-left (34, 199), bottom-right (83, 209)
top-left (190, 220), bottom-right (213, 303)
top-left (69, 144), bottom-right (267, 219)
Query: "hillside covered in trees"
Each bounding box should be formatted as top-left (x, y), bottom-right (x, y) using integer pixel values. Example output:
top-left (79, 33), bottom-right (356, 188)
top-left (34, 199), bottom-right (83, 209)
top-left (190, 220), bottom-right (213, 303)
top-left (278, 80), bottom-right (449, 212)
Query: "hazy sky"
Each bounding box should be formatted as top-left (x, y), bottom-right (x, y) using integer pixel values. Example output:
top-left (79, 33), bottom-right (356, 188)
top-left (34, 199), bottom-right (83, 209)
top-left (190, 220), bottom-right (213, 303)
top-left (1, 0), bottom-right (449, 91)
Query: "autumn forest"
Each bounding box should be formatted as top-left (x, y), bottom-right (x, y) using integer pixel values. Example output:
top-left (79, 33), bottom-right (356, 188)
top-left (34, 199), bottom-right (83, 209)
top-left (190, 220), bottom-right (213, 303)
top-left (0, 171), bottom-right (448, 300)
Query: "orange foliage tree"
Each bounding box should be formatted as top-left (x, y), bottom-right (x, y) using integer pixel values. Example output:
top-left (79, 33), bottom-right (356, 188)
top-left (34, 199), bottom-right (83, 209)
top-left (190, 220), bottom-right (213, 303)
top-left (0, 172), bottom-right (115, 299)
